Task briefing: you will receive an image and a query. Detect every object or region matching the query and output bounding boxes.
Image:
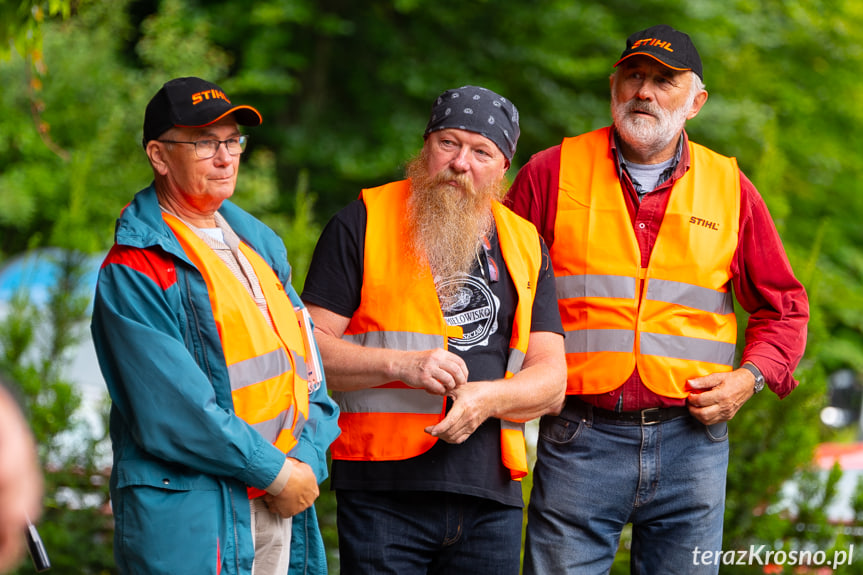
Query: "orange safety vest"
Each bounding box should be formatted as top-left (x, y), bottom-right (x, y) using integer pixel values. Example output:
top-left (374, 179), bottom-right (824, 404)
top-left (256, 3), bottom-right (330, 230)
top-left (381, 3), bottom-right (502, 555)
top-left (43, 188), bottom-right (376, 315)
top-left (330, 180), bottom-right (541, 480)
top-left (164, 213), bottom-right (311, 495)
top-left (552, 127), bottom-right (740, 397)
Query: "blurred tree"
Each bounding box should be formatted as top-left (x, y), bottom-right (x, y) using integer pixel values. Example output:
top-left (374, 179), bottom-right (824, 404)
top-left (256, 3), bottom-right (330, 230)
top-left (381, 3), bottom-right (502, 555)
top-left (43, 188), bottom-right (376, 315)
top-left (1, 251), bottom-right (114, 574)
top-left (0, 0), bottom-right (284, 256)
top-left (0, 1), bottom-right (292, 572)
top-left (0, 1), bottom-right (75, 60)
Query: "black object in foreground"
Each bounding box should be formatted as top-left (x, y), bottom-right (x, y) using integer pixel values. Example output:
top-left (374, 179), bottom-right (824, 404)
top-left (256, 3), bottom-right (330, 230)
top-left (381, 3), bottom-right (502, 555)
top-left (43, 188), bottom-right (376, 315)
top-left (25, 518), bottom-right (50, 572)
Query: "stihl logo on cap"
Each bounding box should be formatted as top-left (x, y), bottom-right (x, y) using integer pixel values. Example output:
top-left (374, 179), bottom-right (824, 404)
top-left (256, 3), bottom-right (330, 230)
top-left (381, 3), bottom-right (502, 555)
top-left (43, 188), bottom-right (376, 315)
top-left (632, 38), bottom-right (674, 52)
top-left (191, 89), bottom-right (231, 106)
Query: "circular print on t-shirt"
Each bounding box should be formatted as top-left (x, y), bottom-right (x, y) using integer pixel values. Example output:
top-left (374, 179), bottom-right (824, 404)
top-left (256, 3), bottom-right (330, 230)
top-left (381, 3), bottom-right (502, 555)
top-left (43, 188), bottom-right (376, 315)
top-left (438, 273), bottom-right (500, 351)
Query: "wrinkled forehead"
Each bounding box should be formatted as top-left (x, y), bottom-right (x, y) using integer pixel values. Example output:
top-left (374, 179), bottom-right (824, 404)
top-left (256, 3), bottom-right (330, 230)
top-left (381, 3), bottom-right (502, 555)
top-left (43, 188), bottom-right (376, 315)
top-left (425, 127), bottom-right (505, 157)
top-left (429, 127), bottom-right (496, 144)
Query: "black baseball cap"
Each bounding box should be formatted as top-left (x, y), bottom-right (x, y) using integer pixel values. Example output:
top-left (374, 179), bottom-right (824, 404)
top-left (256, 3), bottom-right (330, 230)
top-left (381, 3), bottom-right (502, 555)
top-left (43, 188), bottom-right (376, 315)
top-left (142, 77), bottom-right (262, 147)
top-left (614, 25), bottom-right (703, 80)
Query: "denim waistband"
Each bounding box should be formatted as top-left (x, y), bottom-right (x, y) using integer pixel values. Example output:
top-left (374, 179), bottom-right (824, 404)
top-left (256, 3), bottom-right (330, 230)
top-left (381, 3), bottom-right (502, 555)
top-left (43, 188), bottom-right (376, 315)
top-left (562, 396), bottom-right (691, 426)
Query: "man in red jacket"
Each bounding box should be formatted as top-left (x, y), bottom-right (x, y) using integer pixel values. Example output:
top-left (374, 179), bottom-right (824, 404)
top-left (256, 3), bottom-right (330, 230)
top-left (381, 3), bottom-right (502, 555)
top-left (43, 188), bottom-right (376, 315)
top-left (506, 24), bottom-right (809, 574)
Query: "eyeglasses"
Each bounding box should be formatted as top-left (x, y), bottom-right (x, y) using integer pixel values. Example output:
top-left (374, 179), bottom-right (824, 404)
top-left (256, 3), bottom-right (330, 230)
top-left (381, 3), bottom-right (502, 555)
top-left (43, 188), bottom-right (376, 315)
top-left (158, 135), bottom-right (248, 159)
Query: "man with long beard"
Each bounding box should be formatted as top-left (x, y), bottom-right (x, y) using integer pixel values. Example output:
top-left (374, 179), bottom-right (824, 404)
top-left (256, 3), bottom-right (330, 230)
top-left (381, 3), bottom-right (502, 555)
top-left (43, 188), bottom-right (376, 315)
top-left (302, 85), bottom-right (566, 574)
top-left (506, 25), bottom-right (809, 573)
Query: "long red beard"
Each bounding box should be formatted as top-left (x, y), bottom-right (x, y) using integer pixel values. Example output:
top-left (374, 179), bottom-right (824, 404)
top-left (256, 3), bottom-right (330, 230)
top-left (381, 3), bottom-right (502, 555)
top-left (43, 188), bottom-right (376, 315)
top-left (404, 151), bottom-right (505, 300)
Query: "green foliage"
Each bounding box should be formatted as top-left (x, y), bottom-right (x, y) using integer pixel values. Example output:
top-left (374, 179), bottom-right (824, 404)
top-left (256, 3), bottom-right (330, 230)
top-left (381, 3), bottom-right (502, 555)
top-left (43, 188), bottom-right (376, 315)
top-left (0, 0), bottom-right (146, 256)
top-left (0, 250), bottom-right (114, 574)
top-left (136, 0), bottom-right (230, 79)
top-left (0, 0), bottom-right (74, 61)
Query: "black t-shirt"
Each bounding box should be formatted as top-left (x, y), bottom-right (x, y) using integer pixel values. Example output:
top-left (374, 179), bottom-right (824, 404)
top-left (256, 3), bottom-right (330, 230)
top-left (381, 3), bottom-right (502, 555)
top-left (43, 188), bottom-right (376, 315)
top-left (302, 199), bottom-right (563, 507)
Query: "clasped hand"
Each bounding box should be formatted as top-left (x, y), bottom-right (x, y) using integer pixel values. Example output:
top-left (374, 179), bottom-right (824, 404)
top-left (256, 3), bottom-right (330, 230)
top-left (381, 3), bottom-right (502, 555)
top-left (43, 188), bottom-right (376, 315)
top-left (686, 367), bottom-right (757, 425)
top-left (394, 348), bottom-right (489, 445)
top-left (398, 348), bottom-right (469, 396)
top-left (263, 458), bottom-right (319, 518)
top-left (425, 381), bottom-right (493, 445)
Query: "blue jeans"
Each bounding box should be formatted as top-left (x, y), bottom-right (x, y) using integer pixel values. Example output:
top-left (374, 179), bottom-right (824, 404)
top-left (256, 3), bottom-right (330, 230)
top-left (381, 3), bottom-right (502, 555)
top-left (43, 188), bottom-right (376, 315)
top-left (524, 400), bottom-right (729, 575)
top-left (336, 490), bottom-right (522, 574)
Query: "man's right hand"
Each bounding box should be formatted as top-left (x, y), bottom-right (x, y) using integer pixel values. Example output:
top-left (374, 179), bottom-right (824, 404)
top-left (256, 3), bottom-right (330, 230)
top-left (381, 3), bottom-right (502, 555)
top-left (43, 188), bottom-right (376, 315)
top-left (396, 348), bottom-right (469, 396)
top-left (306, 303), bottom-right (469, 394)
top-left (263, 458), bottom-right (319, 518)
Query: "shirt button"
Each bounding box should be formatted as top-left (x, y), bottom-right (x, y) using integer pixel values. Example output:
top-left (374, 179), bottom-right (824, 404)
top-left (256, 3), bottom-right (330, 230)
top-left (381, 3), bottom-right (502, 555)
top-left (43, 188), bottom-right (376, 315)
top-left (638, 223), bottom-right (646, 229)
top-left (162, 478), bottom-right (170, 485)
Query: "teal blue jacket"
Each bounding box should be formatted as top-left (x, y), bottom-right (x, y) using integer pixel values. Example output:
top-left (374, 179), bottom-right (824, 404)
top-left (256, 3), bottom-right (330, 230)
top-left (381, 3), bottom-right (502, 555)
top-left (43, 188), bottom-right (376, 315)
top-left (91, 185), bottom-right (339, 574)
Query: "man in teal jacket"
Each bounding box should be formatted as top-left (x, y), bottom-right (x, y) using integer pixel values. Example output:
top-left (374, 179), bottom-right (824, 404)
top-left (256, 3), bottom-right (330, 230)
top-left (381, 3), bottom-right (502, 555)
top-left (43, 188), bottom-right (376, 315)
top-left (91, 77), bottom-right (339, 574)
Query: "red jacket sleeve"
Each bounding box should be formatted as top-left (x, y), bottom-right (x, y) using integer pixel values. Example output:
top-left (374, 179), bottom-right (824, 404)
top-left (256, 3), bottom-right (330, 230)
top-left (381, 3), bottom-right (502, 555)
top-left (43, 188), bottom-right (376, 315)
top-left (733, 171), bottom-right (809, 398)
top-left (505, 145), bottom-right (563, 247)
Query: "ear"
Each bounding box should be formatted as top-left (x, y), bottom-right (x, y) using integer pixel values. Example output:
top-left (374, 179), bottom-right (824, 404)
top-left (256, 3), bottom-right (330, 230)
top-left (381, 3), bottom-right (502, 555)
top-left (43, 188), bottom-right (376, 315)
top-left (146, 141), bottom-right (170, 176)
top-left (686, 89), bottom-right (709, 120)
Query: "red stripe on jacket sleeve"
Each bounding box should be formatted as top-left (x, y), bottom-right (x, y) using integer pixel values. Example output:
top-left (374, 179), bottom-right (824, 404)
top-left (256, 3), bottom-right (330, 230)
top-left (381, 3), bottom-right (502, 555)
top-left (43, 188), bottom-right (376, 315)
top-left (101, 245), bottom-right (177, 290)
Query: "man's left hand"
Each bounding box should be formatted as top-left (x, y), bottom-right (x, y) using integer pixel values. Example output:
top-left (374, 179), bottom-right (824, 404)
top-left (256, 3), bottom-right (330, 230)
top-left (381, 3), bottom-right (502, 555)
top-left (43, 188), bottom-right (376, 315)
top-left (686, 368), bottom-right (758, 425)
top-left (263, 458), bottom-right (319, 518)
top-left (424, 382), bottom-right (491, 444)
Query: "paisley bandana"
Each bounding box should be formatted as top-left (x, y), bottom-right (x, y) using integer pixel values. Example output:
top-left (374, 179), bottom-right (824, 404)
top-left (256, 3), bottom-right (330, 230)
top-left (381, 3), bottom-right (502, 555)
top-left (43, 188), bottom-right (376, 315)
top-left (424, 85), bottom-right (520, 161)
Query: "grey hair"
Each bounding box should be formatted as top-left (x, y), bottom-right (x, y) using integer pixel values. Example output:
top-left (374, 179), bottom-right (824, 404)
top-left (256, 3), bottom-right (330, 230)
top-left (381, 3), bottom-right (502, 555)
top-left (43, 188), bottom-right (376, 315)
top-left (689, 72), bottom-right (706, 98)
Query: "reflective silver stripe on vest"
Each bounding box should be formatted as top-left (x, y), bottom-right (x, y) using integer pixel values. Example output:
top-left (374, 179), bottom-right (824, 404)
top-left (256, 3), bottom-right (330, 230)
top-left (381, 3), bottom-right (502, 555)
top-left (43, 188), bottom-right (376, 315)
top-left (228, 347), bottom-right (293, 392)
top-left (558, 275), bottom-right (733, 361)
top-left (507, 348), bottom-right (526, 375)
top-left (251, 405), bottom-right (302, 444)
top-left (334, 388), bottom-right (442, 415)
top-left (228, 347), bottom-right (307, 447)
top-left (564, 329), bottom-right (635, 354)
top-left (339, 330), bottom-right (445, 415)
top-left (292, 351), bottom-right (309, 383)
top-left (503, 349), bottom-right (526, 439)
top-left (645, 279), bottom-right (734, 315)
top-left (640, 332), bottom-right (735, 366)
top-left (344, 331), bottom-right (445, 351)
top-left (556, 274), bottom-right (636, 300)
top-left (501, 419), bottom-right (524, 433)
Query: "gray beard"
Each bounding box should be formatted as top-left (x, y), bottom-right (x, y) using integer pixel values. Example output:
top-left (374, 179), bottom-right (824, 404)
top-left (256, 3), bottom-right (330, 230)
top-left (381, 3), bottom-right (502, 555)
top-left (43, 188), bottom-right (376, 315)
top-left (611, 95), bottom-right (690, 159)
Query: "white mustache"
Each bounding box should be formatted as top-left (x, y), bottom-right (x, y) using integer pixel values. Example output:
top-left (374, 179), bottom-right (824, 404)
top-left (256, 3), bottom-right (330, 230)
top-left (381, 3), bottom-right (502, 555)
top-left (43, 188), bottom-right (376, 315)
top-left (626, 100), bottom-right (661, 117)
